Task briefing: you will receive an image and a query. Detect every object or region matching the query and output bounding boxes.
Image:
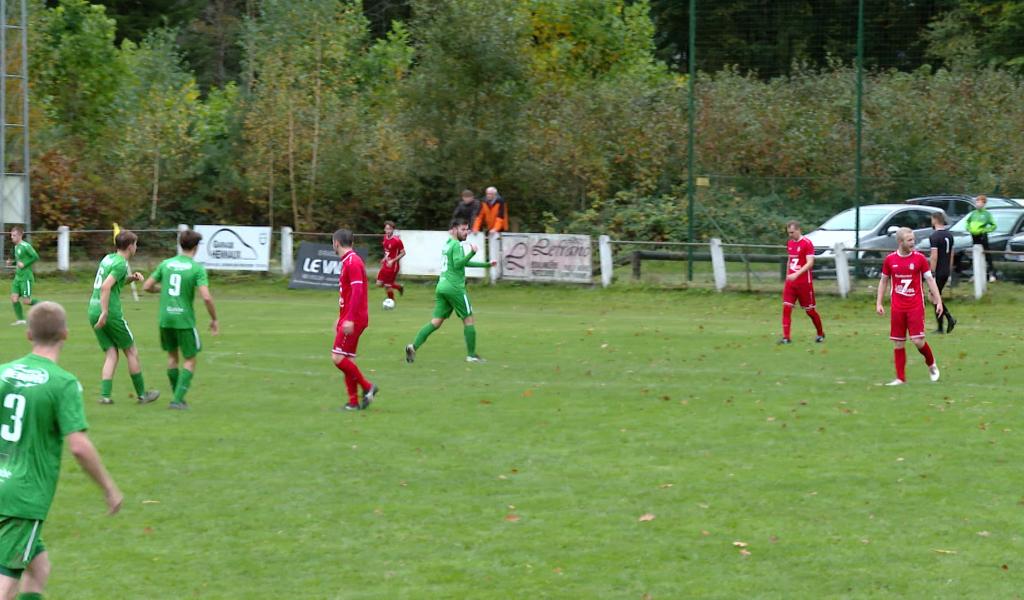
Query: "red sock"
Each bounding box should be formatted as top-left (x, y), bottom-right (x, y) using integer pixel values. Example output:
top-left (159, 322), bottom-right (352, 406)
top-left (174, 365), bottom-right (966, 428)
top-left (339, 357), bottom-right (372, 392)
top-left (334, 359), bottom-right (359, 404)
top-left (782, 304), bottom-right (793, 339)
top-left (806, 309), bottom-right (824, 336)
top-left (916, 342), bottom-right (935, 367)
top-left (386, 286), bottom-right (395, 300)
top-left (894, 348), bottom-right (907, 381)
top-left (393, 283), bottom-right (404, 296)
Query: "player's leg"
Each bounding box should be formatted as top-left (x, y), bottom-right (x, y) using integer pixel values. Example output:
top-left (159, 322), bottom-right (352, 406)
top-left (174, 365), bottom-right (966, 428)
top-left (799, 285), bottom-right (824, 340)
top-left (453, 292), bottom-right (481, 360)
top-left (161, 327), bottom-right (180, 391)
top-left (908, 309), bottom-right (938, 380)
top-left (937, 275), bottom-right (956, 333)
top-left (0, 573), bottom-right (18, 600)
top-left (411, 294), bottom-right (452, 351)
top-left (780, 284), bottom-right (796, 342)
top-left (172, 329), bottom-right (201, 408)
top-left (889, 311), bottom-right (909, 384)
top-left (0, 518), bottom-right (44, 600)
top-left (100, 347), bottom-right (118, 403)
top-left (17, 550), bottom-right (50, 599)
top-left (9, 279), bottom-right (24, 324)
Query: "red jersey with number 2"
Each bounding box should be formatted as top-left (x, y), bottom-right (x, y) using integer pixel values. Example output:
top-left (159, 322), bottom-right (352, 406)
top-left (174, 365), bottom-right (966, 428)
top-left (882, 250), bottom-right (931, 312)
top-left (339, 250), bottom-right (368, 325)
top-left (786, 237), bottom-right (815, 285)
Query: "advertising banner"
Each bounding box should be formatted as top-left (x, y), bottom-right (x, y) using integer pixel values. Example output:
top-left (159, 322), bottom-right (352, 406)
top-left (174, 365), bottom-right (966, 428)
top-left (398, 230), bottom-right (487, 278)
top-left (288, 242), bottom-right (368, 290)
top-left (194, 225), bottom-right (272, 271)
top-left (499, 233), bottom-right (593, 283)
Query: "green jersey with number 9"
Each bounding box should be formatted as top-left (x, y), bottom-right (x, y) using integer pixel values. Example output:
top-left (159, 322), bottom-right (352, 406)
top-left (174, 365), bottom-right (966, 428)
top-left (0, 354), bottom-right (88, 520)
top-left (151, 256), bottom-right (209, 329)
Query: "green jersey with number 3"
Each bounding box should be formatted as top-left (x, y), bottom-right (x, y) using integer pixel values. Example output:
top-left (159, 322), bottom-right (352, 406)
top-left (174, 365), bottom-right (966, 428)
top-left (151, 256), bottom-right (209, 329)
top-left (88, 253), bottom-right (130, 318)
top-left (0, 354), bottom-right (88, 520)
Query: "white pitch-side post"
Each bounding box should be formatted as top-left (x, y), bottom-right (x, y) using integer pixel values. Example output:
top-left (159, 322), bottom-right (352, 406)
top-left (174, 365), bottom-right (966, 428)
top-left (488, 232), bottom-right (500, 285)
top-left (599, 235), bottom-right (613, 288)
top-left (56, 226), bottom-right (69, 271)
top-left (972, 243), bottom-right (986, 299)
top-left (281, 227), bottom-right (294, 275)
top-left (710, 238), bottom-right (727, 291)
top-left (177, 223), bottom-right (188, 255)
top-left (834, 242), bottom-right (850, 298)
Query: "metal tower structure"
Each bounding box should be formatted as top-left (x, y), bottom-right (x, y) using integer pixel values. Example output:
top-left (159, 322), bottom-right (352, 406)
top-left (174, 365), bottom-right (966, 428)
top-left (0, 0), bottom-right (30, 264)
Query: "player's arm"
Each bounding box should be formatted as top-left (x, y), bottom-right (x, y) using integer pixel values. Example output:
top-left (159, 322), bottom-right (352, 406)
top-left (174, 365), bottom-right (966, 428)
top-left (875, 274), bottom-right (889, 315)
top-left (198, 285), bottom-right (219, 335)
top-left (20, 243), bottom-right (38, 269)
top-left (929, 247), bottom-right (938, 273)
top-left (94, 275), bottom-right (118, 328)
top-left (144, 265), bottom-right (164, 294)
top-left (67, 431), bottom-right (123, 515)
top-left (924, 271), bottom-right (943, 315)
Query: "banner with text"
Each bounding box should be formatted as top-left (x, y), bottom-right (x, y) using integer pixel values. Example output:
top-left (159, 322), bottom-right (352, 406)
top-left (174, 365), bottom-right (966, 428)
top-left (499, 233), bottom-right (593, 283)
top-left (194, 225), bottom-right (271, 271)
top-left (288, 242), bottom-right (368, 290)
top-left (399, 230), bottom-right (487, 278)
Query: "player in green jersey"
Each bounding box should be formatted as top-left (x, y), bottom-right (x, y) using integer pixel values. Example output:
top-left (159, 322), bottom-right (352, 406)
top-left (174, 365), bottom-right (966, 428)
top-left (0, 302), bottom-right (123, 600)
top-left (8, 225), bottom-right (40, 326)
top-left (143, 229), bottom-right (219, 409)
top-left (87, 230), bottom-right (161, 406)
top-left (406, 218), bottom-right (496, 364)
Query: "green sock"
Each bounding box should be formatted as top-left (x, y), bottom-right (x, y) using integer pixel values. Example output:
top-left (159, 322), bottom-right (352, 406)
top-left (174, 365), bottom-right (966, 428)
top-left (101, 379), bottom-right (113, 398)
top-left (12, 302), bottom-right (23, 320)
top-left (413, 323), bottom-right (437, 350)
top-left (130, 372), bottom-right (146, 396)
top-left (464, 324), bottom-right (477, 356)
top-left (29, 298), bottom-right (39, 305)
top-left (174, 369), bottom-right (194, 403)
top-left (168, 368), bottom-right (179, 390)
top-left (18, 592), bottom-right (44, 600)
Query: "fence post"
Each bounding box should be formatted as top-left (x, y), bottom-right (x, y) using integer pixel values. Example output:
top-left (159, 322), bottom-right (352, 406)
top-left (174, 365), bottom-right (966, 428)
top-left (972, 243), bottom-right (986, 299)
top-left (177, 223), bottom-right (189, 255)
top-left (710, 238), bottom-right (727, 291)
top-left (281, 227), bottom-right (294, 275)
top-left (57, 226), bottom-right (69, 272)
top-left (599, 235), bottom-right (613, 288)
top-left (488, 232), bottom-right (500, 285)
top-left (834, 242), bottom-right (850, 298)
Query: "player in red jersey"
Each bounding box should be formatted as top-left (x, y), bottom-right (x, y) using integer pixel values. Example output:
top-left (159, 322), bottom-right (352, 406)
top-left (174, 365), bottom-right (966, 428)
top-left (331, 229), bottom-right (378, 410)
top-left (779, 221), bottom-right (825, 344)
top-left (377, 221), bottom-right (405, 302)
top-left (875, 227), bottom-right (943, 386)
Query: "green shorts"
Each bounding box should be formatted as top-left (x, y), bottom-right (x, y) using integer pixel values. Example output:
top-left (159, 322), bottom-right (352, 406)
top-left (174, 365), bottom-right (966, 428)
top-left (89, 312), bottom-right (135, 351)
top-left (0, 516), bottom-right (45, 578)
top-left (10, 276), bottom-right (32, 298)
top-left (160, 327), bottom-right (201, 358)
top-left (432, 288), bottom-right (473, 320)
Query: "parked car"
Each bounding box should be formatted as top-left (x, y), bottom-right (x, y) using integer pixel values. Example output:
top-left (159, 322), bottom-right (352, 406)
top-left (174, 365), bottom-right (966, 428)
top-left (1006, 231), bottom-right (1024, 262)
top-left (916, 207), bottom-right (1024, 272)
top-left (805, 203), bottom-right (942, 256)
top-left (905, 194), bottom-right (1020, 225)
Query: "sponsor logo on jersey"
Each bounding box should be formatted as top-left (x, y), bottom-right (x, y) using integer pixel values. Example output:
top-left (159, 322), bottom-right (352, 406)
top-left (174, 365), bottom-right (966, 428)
top-left (0, 468), bottom-right (12, 480)
top-left (168, 260), bottom-right (192, 270)
top-left (1, 364), bottom-right (50, 388)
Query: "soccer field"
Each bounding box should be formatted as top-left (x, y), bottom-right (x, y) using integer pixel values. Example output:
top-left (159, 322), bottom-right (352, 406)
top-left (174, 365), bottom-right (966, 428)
top-left (7, 277), bottom-right (1023, 598)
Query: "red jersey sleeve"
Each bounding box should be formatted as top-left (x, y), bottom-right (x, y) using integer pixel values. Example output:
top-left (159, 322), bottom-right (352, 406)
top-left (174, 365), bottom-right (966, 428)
top-left (881, 254), bottom-right (893, 278)
top-left (917, 252), bottom-right (932, 277)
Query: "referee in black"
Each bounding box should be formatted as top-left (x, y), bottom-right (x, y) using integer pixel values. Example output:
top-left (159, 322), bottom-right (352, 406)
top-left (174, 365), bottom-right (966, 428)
top-left (928, 211), bottom-right (957, 333)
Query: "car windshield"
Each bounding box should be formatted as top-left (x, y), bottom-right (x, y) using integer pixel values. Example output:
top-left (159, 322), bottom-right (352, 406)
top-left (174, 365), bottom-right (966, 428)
top-left (818, 208), bottom-right (891, 231)
top-left (950, 209), bottom-right (1024, 234)
top-left (986, 197), bottom-right (1019, 208)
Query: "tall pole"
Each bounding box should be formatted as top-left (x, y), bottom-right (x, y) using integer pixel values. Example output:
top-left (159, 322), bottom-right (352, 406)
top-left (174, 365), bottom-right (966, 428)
top-left (1, 0), bottom-right (7, 267)
top-left (686, 0), bottom-right (696, 281)
top-left (19, 0), bottom-right (28, 235)
top-left (853, 0), bottom-right (865, 276)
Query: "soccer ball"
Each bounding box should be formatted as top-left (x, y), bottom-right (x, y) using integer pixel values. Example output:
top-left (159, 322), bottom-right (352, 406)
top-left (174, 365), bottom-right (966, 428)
top-left (382, 298), bottom-right (396, 311)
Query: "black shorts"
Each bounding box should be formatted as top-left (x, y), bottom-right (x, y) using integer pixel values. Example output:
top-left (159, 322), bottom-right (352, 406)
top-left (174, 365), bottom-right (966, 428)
top-left (934, 271), bottom-right (949, 292)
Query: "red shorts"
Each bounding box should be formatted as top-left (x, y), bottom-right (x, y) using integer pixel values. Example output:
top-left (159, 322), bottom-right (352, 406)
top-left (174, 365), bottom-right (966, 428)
top-left (332, 321), bottom-right (367, 357)
top-left (376, 264), bottom-right (399, 286)
top-left (890, 308), bottom-right (925, 341)
top-left (782, 282), bottom-right (816, 309)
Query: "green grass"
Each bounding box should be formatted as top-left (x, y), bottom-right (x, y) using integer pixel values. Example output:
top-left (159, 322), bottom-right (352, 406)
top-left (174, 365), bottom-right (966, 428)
top-left (7, 277), bottom-right (1024, 598)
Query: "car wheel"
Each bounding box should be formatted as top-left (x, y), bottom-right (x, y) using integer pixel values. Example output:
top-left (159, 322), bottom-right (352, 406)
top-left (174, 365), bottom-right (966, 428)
top-left (861, 252), bottom-right (882, 278)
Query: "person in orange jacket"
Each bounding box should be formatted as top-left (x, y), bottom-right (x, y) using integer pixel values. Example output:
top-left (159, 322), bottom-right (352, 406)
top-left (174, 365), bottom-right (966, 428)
top-left (472, 187), bottom-right (508, 233)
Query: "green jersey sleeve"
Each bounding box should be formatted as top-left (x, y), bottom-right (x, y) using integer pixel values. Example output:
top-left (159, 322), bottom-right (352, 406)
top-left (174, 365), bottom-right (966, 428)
top-left (18, 242), bottom-right (38, 269)
top-left (109, 257), bottom-right (128, 285)
top-left (56, 377), bottom-right (88, 436)
top-left (196, 263), bottom-right (209, 287)
top-left (151, 261), bottom-right (165, 284)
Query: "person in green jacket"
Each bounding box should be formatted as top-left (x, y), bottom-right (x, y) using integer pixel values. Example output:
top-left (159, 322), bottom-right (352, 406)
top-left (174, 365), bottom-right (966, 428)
top-left (8, 225), bottom-right (40, 325)
top-left (964, 195), bottom-right (998, 282)
top-left (406, 218), bottom-right (496, 364)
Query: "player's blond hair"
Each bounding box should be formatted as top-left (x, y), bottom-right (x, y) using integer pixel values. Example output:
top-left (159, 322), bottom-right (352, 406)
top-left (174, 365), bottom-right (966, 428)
top-left (897, 227), bottom-right (914, 243)
top-left (28, 301), bottom-right (68, 346)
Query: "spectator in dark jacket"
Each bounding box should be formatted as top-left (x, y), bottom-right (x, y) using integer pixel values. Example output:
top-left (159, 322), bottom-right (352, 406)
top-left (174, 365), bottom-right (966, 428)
top-left (452, 189), bottom-right (480, 226)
